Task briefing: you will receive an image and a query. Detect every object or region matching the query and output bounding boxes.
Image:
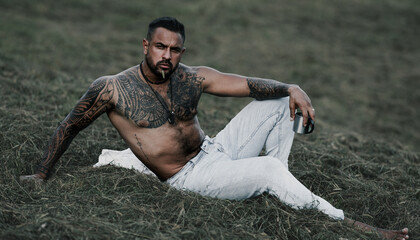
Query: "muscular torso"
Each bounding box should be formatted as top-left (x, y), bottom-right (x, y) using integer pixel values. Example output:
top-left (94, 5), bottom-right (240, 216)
top-left (107, 64), bottom-right (205, 180)
top-left (34, 56), bottom-right (294, 181)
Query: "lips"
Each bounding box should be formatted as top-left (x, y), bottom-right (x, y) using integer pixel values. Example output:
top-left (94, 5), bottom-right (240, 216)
top-left (159, 64), bottom-right (170, 70)
top-left (158, 61), bottom-right (172, 70)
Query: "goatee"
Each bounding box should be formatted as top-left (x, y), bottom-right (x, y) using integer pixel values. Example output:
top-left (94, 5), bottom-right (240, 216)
top-left (145, 56), bottom-right (177, 80)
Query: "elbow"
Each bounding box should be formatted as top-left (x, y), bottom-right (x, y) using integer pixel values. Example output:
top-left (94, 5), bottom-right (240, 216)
top-left (58, 121), bottom-right (81, 137)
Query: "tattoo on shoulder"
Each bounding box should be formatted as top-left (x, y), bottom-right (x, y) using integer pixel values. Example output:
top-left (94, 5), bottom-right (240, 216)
top-left (67, 78), bottom-right (114, 129)
top-left (247, 78), bottom-right (289, 100)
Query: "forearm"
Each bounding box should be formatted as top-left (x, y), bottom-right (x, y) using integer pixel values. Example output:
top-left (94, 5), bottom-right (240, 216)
top-left (22, 77), bottom-right (113, 180)
top-left (36, 123), bottom-right (79, 177)
top-left (246, 78), bottom-right (295, 100)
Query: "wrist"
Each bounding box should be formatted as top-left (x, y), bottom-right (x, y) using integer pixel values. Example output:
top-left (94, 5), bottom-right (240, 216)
top-left (35, 172), bottom-right (47, 179)
top-left (287, 84), bottom-right (299, 95)
top-left (36, 164), bottom-right (49, 179)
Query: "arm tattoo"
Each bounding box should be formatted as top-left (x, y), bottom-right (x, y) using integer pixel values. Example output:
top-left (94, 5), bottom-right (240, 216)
top-left (37, 78), bottom-right (114, 176)
top-left (247, 78), bottom-right (290, 100)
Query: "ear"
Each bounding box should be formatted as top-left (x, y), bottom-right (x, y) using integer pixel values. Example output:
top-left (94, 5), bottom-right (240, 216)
top-left (142, 39), bottom-right (149, 55)
top-left (181, 47), bottom-right (186, 55)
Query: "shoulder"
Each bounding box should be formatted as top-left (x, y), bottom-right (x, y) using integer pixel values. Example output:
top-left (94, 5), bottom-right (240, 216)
top-left (181, 65), bottom-right (232, 91)
top-left (91, 65), bottom-right (139, 89)
top-left (176, 63), bottom-right (199, 75)
top-left (175, 64), bottom-right (222, 82)
top-left (180, 64), bottom-right (220, 76)
top-left (90, 75), bottom-right (113, 88)
top-left (112, 65), bottom-right (140, 83)
top-left (172, 63), bottom-right (204, 84)
top-left (78, 76), bottom-right (115, 109)
top-left (85, 75), bottom-right (115, 101)
top-left (84, 67), bottom-right (137, 103)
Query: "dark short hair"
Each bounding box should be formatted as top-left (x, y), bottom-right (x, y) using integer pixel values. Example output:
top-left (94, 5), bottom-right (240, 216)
top-left (147, 17), bottom-right (185, 43)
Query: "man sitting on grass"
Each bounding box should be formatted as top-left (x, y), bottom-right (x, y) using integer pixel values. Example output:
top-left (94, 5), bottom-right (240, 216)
top-left (21, 17), bottom-right (409, 239)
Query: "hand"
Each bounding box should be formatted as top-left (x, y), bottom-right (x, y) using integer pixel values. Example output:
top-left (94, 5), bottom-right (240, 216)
top-left (288, 85), bottom-right (315, 126)
top-left (19, 173), bottom-right (46, 184)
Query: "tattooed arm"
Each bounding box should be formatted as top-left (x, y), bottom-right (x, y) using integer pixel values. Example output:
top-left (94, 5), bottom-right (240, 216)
top-left (20, 77), bottom-right (114, 182)
top-left (200, 66), bottom-right (315, 122)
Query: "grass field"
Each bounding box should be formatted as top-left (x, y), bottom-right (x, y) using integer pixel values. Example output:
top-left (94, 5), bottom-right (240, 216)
top-left (1, 0), bottom-right (419, 239)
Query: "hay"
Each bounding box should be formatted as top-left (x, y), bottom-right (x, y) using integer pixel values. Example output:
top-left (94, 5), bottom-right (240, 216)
top-left (1, 0), bottom-right (419, 239)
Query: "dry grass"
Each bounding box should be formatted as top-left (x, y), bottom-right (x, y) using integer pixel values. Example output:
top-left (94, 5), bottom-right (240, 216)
top-left (1, 0), bottom-right (419, 239)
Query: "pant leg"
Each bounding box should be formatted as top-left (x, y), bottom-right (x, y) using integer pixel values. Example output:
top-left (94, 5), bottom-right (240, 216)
top-left (95, 148), bottom-right (156, 177)
top-left (181, 149), bottom-right (344, 220)
top-left (214, 97), bottom-right (294, 169)
top-left (169, 98), bottom-right (344, 219)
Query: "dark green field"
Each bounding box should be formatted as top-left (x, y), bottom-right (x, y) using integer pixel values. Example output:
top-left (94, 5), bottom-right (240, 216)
top-left (1, 0), bottom-right (419, 239)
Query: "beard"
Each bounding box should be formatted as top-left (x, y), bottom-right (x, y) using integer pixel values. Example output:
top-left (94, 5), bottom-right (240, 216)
top-left (145, 54), bottom-right (178, 80)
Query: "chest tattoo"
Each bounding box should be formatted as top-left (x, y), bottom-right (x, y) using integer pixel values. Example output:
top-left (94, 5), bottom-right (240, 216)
top-left (114, 66), bottom-right (204, 128)
top-left (171, 69), bottom-right (204, 120)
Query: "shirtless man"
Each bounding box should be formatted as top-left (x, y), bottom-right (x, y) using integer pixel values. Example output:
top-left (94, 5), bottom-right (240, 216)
top-left (20, 17), bottom-right (408, 239)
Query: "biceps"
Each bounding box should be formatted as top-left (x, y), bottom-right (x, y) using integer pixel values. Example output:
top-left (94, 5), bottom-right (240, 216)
top-left (63, 80), bottom-right (114, 132)
top-left (204, 73), bottom-right (250, 97)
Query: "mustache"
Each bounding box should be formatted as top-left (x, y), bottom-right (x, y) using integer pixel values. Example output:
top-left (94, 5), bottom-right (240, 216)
top-left (157, 60), bottom-right (173, 68)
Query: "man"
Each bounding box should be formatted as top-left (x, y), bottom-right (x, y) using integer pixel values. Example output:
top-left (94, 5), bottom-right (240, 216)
top-left (21, 17), bottom-right (409, 239)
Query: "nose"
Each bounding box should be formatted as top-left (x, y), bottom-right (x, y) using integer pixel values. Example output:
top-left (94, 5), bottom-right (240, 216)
top-left (162, 48), bottom-right (171, 60)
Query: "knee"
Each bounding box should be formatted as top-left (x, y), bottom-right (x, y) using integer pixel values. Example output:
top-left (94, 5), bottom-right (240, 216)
top-left (275, 97), bottom-right (290, 114)
top-left (264, 157), bottom-right (288, 174)
top-left (253, 97), bottom-right (290, 115)
top-left (253, 157), bottom-right (287, 183)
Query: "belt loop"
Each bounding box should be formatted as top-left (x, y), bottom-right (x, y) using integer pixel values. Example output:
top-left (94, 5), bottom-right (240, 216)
top-left (200, 136), bottom-right (213, 153)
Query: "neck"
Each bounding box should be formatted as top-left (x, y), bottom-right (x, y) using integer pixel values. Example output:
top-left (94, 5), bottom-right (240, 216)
top-left (140, 61), bottom-right (167, 85)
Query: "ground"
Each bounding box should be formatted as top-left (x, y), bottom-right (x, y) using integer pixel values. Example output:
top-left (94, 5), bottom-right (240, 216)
top-left (1, 0), bottom-right (419, 239)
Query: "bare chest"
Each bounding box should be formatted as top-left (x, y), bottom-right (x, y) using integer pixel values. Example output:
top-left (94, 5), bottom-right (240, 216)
top-left (113, 72), bottom-right (203, 128)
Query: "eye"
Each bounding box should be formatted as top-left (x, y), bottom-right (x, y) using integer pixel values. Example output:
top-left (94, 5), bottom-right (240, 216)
top-left (171, 48), bottom-right (181, 53)
top-left (156, 44), bottom-right (165, 49)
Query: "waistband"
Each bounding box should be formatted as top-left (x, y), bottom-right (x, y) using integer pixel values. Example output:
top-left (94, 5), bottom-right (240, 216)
top-left (165, 136), bottom-right (213, 186)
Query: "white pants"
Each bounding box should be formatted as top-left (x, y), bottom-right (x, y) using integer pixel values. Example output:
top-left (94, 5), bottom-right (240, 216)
top-left (166, 98), bottom-right (344, 220)
top-left (97, 98), bottom-right (344, 220)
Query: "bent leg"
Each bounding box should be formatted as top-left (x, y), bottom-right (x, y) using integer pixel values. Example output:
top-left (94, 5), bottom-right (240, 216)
top-left (215, 98), bottom-right (294, 169)
top-left (182, 154), bottom-right (344, 220)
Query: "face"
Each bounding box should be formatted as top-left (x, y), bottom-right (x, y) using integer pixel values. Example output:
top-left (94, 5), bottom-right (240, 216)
top-left (143, 27), bottom-right (185, 79)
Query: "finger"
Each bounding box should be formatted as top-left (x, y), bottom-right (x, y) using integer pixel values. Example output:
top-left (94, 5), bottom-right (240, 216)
top-left (309, 107), bottom-right (316, 122)
top-left (289, 100), bottom-right (296, 121)
top-left (19, 174), bottom-right (44, 183)
top-left (302, 108), bottom-right (309, 126)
